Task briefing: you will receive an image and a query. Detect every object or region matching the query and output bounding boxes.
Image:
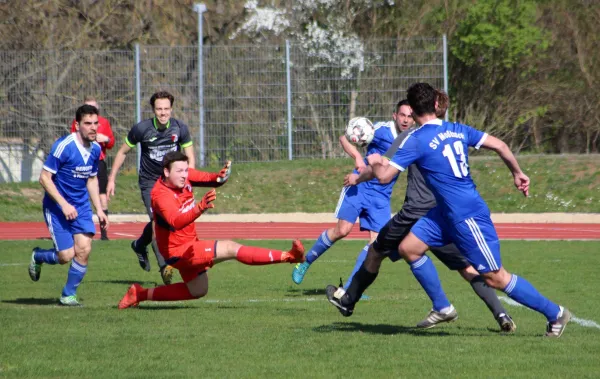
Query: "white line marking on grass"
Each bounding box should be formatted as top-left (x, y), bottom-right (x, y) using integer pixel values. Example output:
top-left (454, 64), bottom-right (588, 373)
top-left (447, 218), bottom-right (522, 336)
top-left (203, 297), bottom-right (324, 304)
top-left (0, 263), bottom-right (26, 266)
top-left (499, 296), bottom-right (600, 330)
top-left (114, 233), bottom-right (136, 237)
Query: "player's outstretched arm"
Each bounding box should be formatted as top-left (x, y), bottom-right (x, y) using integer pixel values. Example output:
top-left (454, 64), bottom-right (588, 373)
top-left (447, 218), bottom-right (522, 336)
top-left (87, 175), bottom-right (108, 230)
top-left (39, 169), bottom-right (78, 220)
top-left (368, 154), bottom-right (399, 184)
top-left (106, 143), bottom-right (132, 199)
top-left (188, 161), bottom-right (231, 188)
top-left (481, 135), bottom-right (530, 196)
top-left (339, 134), bottom-right (366, 171)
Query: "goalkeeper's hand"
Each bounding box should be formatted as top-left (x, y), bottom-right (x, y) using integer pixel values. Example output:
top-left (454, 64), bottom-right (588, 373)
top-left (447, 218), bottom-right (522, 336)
top-left (216, 161), bottom-right (232, 183)
top-left (198, 188), bottom-right (217, 213)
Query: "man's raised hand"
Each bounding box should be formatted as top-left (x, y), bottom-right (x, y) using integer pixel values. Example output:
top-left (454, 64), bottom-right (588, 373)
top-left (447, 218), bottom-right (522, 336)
top-left (198, 188), bottom-right (217, 212)
top-left (216, 161), bottom-right (232, 183)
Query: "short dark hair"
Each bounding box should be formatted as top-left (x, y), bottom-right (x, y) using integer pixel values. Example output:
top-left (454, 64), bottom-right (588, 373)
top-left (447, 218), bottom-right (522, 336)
top-left (435, 89), bottom-right (449, 118)
top-left (75, 104), bottom-right (99, 123)
top-left (162, 151), bottom-right (188, 175)
top-left (150, 91), bottom-right (175, 108)
top-left (407, 83), bottom-right (437, 117)
top-left (395, 99), bottom-right (410, 113)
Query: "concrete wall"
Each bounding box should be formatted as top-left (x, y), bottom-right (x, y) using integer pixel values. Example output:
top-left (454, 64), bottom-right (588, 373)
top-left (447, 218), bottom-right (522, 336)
top-left (0, 143), bottom-right (45, 183)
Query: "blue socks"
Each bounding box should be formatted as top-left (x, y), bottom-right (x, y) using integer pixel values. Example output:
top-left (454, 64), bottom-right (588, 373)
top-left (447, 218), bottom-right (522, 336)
top-left (306, 231), bottom-right (333, 264)
top-left (409, 255), bottom-right (451, 311)
top-left (503, 274), bottom-right (561, 321)
top-left (61, 259), bottom-right (87, 297)
top-left (34, 248), bottom-right (59, 265)
top-left (343, 244), bottom-right (369, 290)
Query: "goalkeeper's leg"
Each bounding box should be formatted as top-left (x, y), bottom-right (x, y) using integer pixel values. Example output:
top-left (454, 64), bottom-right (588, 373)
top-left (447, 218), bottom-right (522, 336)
top-left (215, 240), bottom-right (305, 265)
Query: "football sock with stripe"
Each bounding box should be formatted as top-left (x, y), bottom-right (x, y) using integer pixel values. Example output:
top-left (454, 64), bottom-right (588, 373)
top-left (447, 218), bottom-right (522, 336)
top-left (409, 255), bottom-right (451, 311)
top-left (61, 259), bottom-right (87, 297)
top-left (470, 275), bottom-right (507, 318)
top-left (345, 264), bottom-right (378, 304)
top-left (343, 244), bottom-right (369, 290)
top-left (34, 248), bottom-right (59, 265)
top-left (306, 230), bottom-right (333, 264)
top-left (236, 246), bottom-right (284, 265)
top-left (503, 274), bottom-right (561, 322)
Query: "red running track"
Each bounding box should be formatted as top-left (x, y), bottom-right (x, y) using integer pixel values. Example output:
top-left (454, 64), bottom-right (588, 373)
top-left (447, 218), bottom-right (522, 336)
top-left (0, 222), bottom-right (599, 241)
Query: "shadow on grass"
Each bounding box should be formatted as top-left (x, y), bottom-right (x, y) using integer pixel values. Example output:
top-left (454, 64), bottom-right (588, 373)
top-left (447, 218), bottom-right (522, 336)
top-left (313, 322), bottom-right (451, 336)
top-left (2, 298), bottom-right (59, 306)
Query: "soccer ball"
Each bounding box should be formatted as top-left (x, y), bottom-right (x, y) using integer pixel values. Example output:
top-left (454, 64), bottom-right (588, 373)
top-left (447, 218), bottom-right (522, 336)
top-left (345, 117), bottom-right (375, 147)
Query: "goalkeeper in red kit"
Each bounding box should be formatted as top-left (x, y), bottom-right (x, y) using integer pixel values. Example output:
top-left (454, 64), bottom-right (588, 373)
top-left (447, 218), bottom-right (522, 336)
top-left (118, 151), bottom-right (305, 308)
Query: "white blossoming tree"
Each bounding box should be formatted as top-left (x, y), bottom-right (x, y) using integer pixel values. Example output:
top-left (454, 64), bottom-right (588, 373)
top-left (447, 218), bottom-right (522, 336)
top-left (230, 0), bottom-right (395, 157)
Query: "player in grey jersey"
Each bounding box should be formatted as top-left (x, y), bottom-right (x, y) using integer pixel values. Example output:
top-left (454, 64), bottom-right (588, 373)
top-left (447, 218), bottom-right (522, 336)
top-left (107, 91), bottom-right (195, 285)
top-left (327, 92), bottom-right (516, 332)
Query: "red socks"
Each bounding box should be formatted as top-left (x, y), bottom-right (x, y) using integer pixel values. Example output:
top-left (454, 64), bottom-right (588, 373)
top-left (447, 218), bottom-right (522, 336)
top-left (236, 246), bottom-right (284, 265)
top-left (146, 283), bottom-right (195, 302)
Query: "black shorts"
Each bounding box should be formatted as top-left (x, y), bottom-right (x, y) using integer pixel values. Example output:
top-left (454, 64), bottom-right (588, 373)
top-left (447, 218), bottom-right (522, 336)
top-left (372, 210), bottom-right (470, 271)
top-left (140, 184), bottom-right (154, 220)
top-left (97, 160), bottom-right (108, 195)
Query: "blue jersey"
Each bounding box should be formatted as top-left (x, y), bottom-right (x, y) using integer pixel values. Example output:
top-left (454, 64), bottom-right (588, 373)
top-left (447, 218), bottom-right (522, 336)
top-left (388, 119), bottom-right (489, 223)
top-left (42, 133), bottom-right (101, 209)
top-left (357, 121), bottom-right (399, 198)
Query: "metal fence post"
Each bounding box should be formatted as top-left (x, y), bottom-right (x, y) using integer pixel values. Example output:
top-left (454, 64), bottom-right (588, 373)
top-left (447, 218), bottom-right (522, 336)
top-left (135, 43), bottom-right (142, 172)
top-left (443, 34), bottom-right (449, 121)
top-left (285, 40), bottom-right (293, 160)
top-left (194, 3), bottom-right (207, 167)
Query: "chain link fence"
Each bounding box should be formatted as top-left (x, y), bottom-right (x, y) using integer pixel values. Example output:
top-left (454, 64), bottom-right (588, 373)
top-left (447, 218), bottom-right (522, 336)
top-left (0, 38), bottom-right (446, 182)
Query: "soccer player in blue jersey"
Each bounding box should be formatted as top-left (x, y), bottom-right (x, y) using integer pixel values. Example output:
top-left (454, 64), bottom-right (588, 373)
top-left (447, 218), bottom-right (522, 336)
top-left (28, 104), bottom-right (108, 306)
top-left (328, 83), bottom-right (570, 337)
top-left (291, 100), bottom-right (414, 288)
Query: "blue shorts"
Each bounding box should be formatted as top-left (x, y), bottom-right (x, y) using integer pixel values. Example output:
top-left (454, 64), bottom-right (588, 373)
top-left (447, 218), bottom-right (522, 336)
top-left (43, 201), bottom-right (96, 251)
top-left (410, 207), bottom-right (502, 273)
top-left (334, 185), bottom-right (391, 232)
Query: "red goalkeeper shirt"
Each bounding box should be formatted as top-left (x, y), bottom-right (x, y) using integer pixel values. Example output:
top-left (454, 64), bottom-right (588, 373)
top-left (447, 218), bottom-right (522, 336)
top-left (151, 169), bottom-right (220, 258)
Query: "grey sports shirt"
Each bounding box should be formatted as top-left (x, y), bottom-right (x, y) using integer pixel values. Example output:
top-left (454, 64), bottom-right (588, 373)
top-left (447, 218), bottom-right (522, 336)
top-left (125, 117), bottom-right (193, 187)
top-left (384, 127), bottom-right (437, 219)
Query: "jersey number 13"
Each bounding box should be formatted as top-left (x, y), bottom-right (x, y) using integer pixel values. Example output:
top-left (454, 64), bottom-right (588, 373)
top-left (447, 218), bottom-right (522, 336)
top-left (442, 141), bottom-right (469, 178)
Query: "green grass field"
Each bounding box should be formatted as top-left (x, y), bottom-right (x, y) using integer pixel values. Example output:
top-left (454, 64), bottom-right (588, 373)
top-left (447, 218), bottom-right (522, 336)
top-left (1, 155), bottom-right (599, 221)
top-left (1, 239), bottom-right (599, 378)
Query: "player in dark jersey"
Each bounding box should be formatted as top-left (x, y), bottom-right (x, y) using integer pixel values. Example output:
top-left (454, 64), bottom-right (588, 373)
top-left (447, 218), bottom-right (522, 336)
top-left (332, 92), bottom-right (516, 332)
top-left (107, 91), bottom-right (196, 285)
top-left (329, 83), bottom-right (569, 338)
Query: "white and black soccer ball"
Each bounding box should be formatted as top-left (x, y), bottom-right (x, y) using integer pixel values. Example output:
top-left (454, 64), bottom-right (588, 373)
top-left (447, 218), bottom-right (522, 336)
top-left (345, 117), bottom-right (375, 147)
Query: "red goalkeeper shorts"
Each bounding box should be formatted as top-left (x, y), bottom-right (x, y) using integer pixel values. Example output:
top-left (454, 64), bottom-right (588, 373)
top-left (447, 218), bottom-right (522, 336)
top-left (164, 240), bottom-right (217, 283)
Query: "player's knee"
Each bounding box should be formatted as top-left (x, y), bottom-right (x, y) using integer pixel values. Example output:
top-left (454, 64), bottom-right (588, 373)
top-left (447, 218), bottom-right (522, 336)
top-left (57, 249), bottom-right (75, 264)
top-left (459, 266), bottom-right (479, 282)
top-left (73, 242), bottom-right (92, 264)
top-left (481, 269), bottom-right (510, 289)
top-left (218, 240), bottom-right (241, 259)
top-left (186, 281), bottom-right (208, 298)
top-left (189, 287), bottom-right (208, 299)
